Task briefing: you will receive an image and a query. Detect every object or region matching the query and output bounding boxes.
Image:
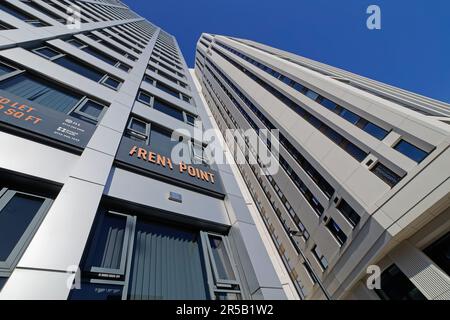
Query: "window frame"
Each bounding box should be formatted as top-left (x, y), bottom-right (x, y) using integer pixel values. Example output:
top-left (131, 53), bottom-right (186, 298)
top-left (71, 98), bottom-right (108, 123)
top-left (126, 117), bottom-right (150, 142)
top-left (0, 188), bottom-right (53, 277)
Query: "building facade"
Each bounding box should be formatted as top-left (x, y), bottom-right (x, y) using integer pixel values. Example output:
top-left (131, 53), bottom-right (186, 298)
top-left (194, 33), bottom-right (450, 300)
top-left (0, 1), bottom-right (287, 300)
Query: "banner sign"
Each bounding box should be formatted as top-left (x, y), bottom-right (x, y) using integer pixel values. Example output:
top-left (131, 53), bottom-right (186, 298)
top-left (0, 90), bottom-right (96, 149)
top-left (116, 136), bottom-right (226, 198)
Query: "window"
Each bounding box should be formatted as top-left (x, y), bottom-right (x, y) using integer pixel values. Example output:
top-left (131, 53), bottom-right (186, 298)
top-left (70, 208), bottom-right (241, 300)
top-left (337, 200), bottom-right (360, 227)
top-left (156, 81), bottom-right (180, 98)
top-left (394, 140), bottom-right (429, 163)
top-left (126, 117), bottom-right (149, 142)
top-left (33, 46), bottom-right (123, 90)
top-left (305, 89), bottom-right (319, 101)
top-left (326, 218), bottom-right (347, 245)
top-left (33, 46), bottom-right (62, 59)
top-left (312, 245), bottom-right (328, 270)
top-left (201, 232), bottom-right (242, 299)
top-left (0, 62), bottom-right (16, 77)
top-left (186, 114), bottom-right (196, 126)
top-left (320, 97), bottom-right (337, 111)
top-left (371, 163), bottom-right (403, 187)
top-left (137, 91), bottom-right (151, 104)
top-left (21, 0), bottom-right (65, 24)
top-left (340, 109), bottom-right (360, 124)
top-left (0, 72), bottom-right (82, 113)
top-left (375, 264), bottom-right (426, 300)
top-left (68, 39), bottom-right (131, 72)
top-left (73, 99), bottom-right (107, 123)
top-left (153, 99), bottom-right (184, 121)
top-left (0, 2), bottom-right (49, 27)
top-left (0, 21), bottom-right (16, 30)
top-left (362, 122), bottom-right (388, 140)
top-left (0, 187), bottom-right (53, 278)
top-left (423, 232), bottom-right (449, 277)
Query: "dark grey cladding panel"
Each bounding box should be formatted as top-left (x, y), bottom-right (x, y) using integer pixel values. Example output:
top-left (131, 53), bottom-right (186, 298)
top-left (0, 90), bottom-right (96, 149)
top-left (115, 136), bottom-right (226, 199)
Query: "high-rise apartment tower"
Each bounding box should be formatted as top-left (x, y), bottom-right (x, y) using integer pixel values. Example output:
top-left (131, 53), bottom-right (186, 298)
top-left (194, 33), bottom-right (450, 300)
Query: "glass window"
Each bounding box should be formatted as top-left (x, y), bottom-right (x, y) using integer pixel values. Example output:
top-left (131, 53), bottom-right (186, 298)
top-left (0, 193), bottom-right (44, 261)
top-left (375, 264), bottom-right (426, 300)
top-left (153, 99), bottom-right (184, 121)
top-left (137, 91), bottom-right (151, 104)
top-left (0, 62), bottom-right (15, 77)
top-left (320, 97), bottom-right (337, 111)
top-left (394, 140), bottom-right (428, 163)
top-left (363, 122), bottom-right (388, 140)
top-left (0, 2), bottom-right (49, 27)
top-left (74, 99), bottom-right (106, 121)
top-left (102, 77), bottom-right (121, 90)
top-left (54, 56), bottom-right (104, 82)
top-left (326, 218), bottom-right (347, 245)
top-left (340, 109), bottom-right (360, 124)
top-left (129, 118), bottom-right (148, 136)
top-left (293, 83), bottom-right (304, 92)
top-left (344, 142), bottom-right (368, 162)
top-left (312, 245), bottom-right (328, 270)
top-left (423, 232), bottom-right (449, 277)
top-left (33, 47), bottom-right (61, 59)
top-left (0, 73), bottom-right (82, 113)
top-left (371, 163), bottom-right (402, 187)
top-left (208, 235), bottom-right (236, 281)
top-left (305, 89), bottom-right (319, 101)
top-left (337, 200), bottom-right (360, 227)
top-left (150, 126), bottom-right (179, 157)
top-left (67, 39), bottom-right (85, 48)
top-left (186, 114), bottom-right (196, 126)
top-left (156, 82), bottom-right (180, 98)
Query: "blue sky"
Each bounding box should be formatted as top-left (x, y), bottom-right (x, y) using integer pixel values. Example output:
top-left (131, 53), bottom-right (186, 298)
top-left (123, 0), bottom-right (450, 104)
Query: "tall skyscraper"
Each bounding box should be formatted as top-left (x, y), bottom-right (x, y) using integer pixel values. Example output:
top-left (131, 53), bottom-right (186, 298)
top-left (194, 33), bottom-right (450, 300)
top-left (0, 1), bottom-right (286, 300)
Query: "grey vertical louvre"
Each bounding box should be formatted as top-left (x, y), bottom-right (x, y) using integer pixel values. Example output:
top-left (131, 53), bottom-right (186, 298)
top-left (128, 222), bottom-right (208, 300)
top-left (83, 212), bottom-right (127, 272)
top-left (0, 74), bottom-right (81, 113)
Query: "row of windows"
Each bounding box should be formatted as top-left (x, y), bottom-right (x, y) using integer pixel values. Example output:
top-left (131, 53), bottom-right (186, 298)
top-left (217, 42), bottom-right (390, 141)
top-left (142, 75), bottom-right (191, 104)
top-left (202, 61), bottom-right (363, 274)
top-left (72, 0), bottom-right (138, 23)
top-left (153, 47), bottom-right (181, 65)
top-left (136, 90), bottom-right (196, 126)
top-left (207, 47), bottom-right (405, 187)
top-left (149, 58), bottom-right (185, 79)
top-left (147, 65), bottom-right (188, 88)
top-left (0, 1), bottom-right (50, 28)
top-left (85, 32), bottom-right (138, 61)
top-left (217, 42), bottom-right (431, 165)
top-left (0, 60), bottom-right (108, 124)
top-left (67, 37), bottom-right (132, 72)
top-left (96, 29), bottom-right (143, 54)
top-left (0, 183), bottom-right (241, 300)
top-left (125, 118), bottom-right (208, 165)
top-left (204, 56), bottom-right (336, 200)
top-left (33, 46), bottom-right (122, 90)
top-left (203, 75), bottom-right (315, 248)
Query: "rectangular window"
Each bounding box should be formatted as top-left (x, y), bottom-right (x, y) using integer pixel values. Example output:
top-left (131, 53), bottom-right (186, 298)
top-left (186, 114), bottom-right (196, 126)
top-left (312, 245), bottom-right (328, 270)
top-left (153, 98), bottom-right (184, 121)
top-left (0, 2), bottom-right (49, 27)
top-left (0, 187), bottom-right (53, 277)
top-left (72, 99), bottom-right (107, 123)
top-left (126, 117), bottom-right (149, 142)
top-left (362, 122), bottom-right (389, 140)
top-left (371, 163), bottom-right (403, 187)
top-left (423, 232), bottom-right (449, 277)
top-left (137, 91), bottom-right (152, 105)
top-left (394, 140), bottom-right (429, 163)
top-left (71, 209), bottom-right (241, 300)
top-left (326, 218), bottom-right (347, 245)
top-left (0, 73), bottom-right (82, 113)
top-left (375, 264), bottom-right (426, 300)
top-left (337, 200), bottom-right (361, 227)
top-left (156, 81), bottom-right (180, 98)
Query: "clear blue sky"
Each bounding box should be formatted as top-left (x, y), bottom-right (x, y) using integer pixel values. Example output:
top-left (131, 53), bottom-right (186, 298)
top-left (123, 0), bottom-right (450, 104)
